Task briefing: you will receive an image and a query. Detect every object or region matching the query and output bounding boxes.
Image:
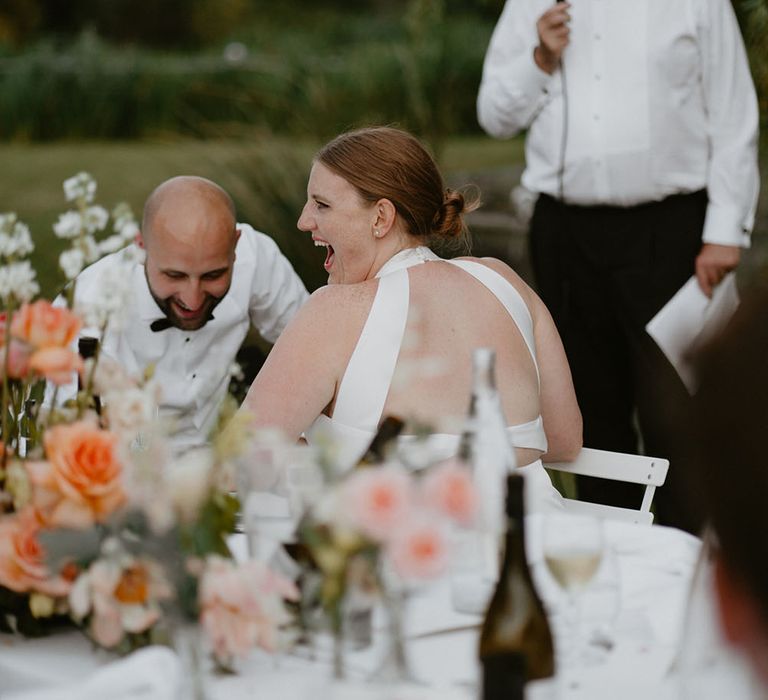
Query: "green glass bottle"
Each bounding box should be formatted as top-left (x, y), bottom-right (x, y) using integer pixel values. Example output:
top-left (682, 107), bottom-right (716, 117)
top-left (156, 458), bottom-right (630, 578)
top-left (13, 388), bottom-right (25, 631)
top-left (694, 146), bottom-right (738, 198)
top-left (479, 474), bottom-right (555, 698)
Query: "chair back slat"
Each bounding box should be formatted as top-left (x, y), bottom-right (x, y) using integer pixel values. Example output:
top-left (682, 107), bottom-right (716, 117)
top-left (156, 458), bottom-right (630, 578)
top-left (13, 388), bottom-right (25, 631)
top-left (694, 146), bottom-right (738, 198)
top-left (545, 447), bottom-right (670, 525)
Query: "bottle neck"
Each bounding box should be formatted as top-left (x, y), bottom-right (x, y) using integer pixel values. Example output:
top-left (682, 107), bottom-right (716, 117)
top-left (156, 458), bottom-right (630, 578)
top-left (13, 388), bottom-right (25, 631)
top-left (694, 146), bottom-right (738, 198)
top-left (501, 477), bottom-right (527, 568)
top-left (471, 347), bottom-right (498, 395)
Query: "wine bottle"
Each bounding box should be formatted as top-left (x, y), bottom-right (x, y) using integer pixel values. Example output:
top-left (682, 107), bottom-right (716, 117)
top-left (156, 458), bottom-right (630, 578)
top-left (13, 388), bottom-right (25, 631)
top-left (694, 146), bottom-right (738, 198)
top-left (468, 348), bottom-right (517, 572)
top-left (77, 336), bottom-right (101, 414)
top-left (479, 474), bottom-right (555, 699)
top-left (354, 414), bottom-right (405, 468)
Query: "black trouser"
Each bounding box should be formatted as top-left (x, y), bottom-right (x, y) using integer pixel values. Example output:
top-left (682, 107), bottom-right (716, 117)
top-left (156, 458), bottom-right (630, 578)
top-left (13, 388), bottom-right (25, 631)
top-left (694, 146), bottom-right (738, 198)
top-left (530, 191), bottom-right (707, 534)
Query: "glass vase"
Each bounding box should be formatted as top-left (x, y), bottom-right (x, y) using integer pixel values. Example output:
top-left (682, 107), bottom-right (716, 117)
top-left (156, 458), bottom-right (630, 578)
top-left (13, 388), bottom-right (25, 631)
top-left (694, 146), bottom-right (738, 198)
top-left (369, 575), bottom-right (417, 685)
top-left (172, 621), bottom-right (211, 700)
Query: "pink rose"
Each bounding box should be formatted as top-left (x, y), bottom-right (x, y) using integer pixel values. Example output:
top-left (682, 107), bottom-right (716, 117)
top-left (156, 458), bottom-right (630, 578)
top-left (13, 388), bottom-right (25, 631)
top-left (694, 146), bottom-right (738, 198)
top-left (10, 300), bottom-right (81, 349)
top-left (387, 516), bottom-right (449, 581)
top-left (421, 459), bottom-right (478, 526)
top-left (341, 465), bottom-right (415, 542)
top-left (28, 347), bottom-right (83, 385)
top-left (0, 314), bottom-right (33, 379)
top-left (28, 422), bottom-right (125, 528)
top-left (200, 556), bottom-right (298, 664)
top-left (0, 508), bottom-right (71, 597)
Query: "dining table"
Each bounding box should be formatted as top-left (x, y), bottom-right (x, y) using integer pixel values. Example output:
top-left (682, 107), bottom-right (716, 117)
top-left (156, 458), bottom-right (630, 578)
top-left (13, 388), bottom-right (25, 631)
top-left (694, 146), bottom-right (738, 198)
top-left (1, 513), bottom-right (765, 700)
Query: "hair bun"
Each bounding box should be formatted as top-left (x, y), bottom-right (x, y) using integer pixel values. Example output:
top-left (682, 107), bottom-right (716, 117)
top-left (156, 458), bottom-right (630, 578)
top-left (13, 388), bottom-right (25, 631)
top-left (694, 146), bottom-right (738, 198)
top-left (431, 187), bottom-right (480, 241)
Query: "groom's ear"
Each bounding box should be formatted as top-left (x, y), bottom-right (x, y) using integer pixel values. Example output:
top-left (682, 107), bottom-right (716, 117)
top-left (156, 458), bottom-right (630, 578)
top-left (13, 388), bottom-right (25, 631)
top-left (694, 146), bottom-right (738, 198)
top-left (135, 231), bottom-right (146, 249)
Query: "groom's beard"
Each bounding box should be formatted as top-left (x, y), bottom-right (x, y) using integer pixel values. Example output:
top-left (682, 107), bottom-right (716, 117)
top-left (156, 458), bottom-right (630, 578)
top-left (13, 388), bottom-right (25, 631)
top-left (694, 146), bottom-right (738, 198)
top-left (146, 278), bottom-right (229, 331)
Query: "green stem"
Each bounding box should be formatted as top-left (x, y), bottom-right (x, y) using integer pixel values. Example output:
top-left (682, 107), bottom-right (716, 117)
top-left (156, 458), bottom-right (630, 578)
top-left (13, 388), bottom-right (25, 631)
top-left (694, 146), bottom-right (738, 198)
top-left (2, 303), bottom-right (14, 474)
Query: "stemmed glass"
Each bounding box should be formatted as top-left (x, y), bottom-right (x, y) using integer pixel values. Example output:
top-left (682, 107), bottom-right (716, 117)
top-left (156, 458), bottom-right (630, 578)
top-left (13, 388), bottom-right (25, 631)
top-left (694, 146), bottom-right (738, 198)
top-left (542, 513), bottom-right (605, 684)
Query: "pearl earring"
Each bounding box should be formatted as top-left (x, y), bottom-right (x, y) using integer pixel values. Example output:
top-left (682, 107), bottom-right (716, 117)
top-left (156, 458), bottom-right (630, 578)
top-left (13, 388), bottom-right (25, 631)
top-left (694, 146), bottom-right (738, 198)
top-left (374, 229), bottom-right (382, 238)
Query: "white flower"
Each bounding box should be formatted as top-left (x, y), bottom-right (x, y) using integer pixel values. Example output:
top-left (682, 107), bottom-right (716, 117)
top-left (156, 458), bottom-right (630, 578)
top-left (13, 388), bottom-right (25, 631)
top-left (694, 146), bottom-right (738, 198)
top-left (165, 448), bottom-right (215, 522)
top-left (112, 203), bottom-right (138, 242)
top-left (76, 264), bottom-right (132, 328)
top-left (229, 362), bottom-right (244, 382)
top-left (104, 386), bottom-right (158, 437)
top-left (83, 205), bottom-right (109, 234)
top-left (59, 248), bottom-right (85, 280)
top-left (0, 260), bottom-right (39, 303)
top-left (53, 211), bottom-right (83, 239)
top-left (117, 219), bottom-right (139, 242)
top-left (80, 234), bottom-right (100, 264)
top-left (0, 212), bottom-right (17, 233)
top-left (63, 172), bottom-right (97, 204)
top-left (98, 234), bottom-right (125, 255)
top-left (88, 356), bottom-right (137, 395)
top-left (0, 218), bottom-right (33, 259)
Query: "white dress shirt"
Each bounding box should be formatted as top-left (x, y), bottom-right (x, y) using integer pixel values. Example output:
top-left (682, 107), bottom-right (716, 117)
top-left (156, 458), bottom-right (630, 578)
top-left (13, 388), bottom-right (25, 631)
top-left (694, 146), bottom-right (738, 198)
top-left (65, 224), bottom-right (308, 454)
top-left (477, 0), bottom-right (759, 247)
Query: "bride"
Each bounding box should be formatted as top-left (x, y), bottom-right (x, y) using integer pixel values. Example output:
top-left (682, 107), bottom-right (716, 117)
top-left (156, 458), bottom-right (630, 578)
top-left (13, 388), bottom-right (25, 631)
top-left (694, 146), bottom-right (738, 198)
top-left (241, 126), bottom-right (581, 511)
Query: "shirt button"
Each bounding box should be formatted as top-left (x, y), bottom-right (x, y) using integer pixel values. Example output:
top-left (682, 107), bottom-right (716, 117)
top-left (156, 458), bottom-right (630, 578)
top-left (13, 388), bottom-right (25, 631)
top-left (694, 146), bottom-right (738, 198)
top-left (594, 73), bottom-right (601, 81)
top-left (594, 33), bottom-right (601, 40)
top-left (192, 374), bottom-right (197, 379)
top-left (593, 114), bottom-right (600, 121)
top-left (185, 338), bottom-right (190, 343)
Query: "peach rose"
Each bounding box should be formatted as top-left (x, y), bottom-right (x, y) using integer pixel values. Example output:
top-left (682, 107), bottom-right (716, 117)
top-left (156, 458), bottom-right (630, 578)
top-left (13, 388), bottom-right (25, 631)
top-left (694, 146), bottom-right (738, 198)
top-left (11, 300), bottom-right (82, 349)
top-left (387, 516), bottom-right (449, 581)
top-left (0, 508), bottom-right (72, 597)
top-left (340, 465), bottom-right (415, 542)
top-left (28, 422), bottom-right (125, 528)
top-left (421, 459), bottom-right (478, 527)
top-left (28, 347), bottom-right (83, 385)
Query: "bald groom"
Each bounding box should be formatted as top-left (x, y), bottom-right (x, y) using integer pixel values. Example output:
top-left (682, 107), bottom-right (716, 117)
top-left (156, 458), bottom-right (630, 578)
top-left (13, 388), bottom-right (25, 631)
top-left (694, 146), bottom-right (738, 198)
top-left (68, 176), bottom-right (309, 453)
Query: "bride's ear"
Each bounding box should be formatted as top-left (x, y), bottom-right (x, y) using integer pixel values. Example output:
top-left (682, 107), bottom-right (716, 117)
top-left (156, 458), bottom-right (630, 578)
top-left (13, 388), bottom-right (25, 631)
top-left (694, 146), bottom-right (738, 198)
top-left (372, 198), bottom-right (397, 238)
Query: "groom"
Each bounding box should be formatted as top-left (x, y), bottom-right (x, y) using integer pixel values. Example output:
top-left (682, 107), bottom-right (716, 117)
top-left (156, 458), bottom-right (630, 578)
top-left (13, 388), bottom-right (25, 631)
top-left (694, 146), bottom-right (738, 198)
top-left (64, 175), bottom-right (308, 453)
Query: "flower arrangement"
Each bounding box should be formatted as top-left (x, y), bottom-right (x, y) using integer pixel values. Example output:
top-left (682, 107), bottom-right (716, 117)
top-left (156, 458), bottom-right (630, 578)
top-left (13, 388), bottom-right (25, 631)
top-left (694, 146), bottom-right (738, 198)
top-left (0, 173), bottom-right (297, 670)
top-left (297, 455), bottom-right (477, 648)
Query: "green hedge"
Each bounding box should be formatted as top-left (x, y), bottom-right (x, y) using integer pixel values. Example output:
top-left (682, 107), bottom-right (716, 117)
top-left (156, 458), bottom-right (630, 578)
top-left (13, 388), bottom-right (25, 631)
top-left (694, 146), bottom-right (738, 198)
top-left (0, 7), bottom-right (494, 144)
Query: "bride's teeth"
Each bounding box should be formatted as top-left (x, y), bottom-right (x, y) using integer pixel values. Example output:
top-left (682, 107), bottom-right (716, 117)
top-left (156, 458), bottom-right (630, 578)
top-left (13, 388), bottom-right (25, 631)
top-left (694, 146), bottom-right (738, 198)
top-left (314, 240), bottom-right (329, 247)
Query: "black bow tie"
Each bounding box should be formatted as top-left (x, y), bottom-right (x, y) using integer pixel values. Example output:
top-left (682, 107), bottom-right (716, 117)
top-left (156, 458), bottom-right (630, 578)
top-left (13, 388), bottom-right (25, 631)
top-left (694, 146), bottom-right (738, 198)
top-left (149, 313), bottom-right (215, 332)
top-left (150, 318), bottom-right (173, 332)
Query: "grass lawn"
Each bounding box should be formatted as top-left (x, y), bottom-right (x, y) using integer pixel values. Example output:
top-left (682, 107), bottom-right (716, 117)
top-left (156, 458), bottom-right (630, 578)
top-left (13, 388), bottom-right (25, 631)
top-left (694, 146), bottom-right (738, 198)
top-left (0, 135), bottom-right (525, 297)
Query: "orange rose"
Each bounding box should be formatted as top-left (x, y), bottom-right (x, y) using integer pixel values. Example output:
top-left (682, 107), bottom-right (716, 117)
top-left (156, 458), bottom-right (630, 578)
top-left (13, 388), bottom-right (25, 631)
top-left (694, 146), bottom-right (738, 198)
top-left (28, 347), bottom-right (83, 385)
top-left (11, 300), bottom-right (82, 349)
top-left (0, 508), bottom-right (71, 597)
top-left (28, 422), bottom-right (126, 528)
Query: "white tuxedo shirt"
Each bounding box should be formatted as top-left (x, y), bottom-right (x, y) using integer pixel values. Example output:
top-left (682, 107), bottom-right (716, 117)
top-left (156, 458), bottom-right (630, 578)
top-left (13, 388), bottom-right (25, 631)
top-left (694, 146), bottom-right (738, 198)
top-left (63, 224), bottom-right (308, 453)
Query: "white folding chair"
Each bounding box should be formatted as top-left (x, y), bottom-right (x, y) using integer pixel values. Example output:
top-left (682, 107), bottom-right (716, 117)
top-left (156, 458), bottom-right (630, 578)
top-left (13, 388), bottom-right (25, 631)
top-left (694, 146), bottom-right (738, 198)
top-left (545, 447), bottom-right (669, 525)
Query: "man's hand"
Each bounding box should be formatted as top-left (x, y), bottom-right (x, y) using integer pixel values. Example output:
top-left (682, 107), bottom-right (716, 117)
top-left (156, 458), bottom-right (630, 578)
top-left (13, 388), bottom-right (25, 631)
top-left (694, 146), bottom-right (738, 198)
top-left (695, 243), bottom-right (741, 298)
top-left (534, 2), bottom-right (571, 75)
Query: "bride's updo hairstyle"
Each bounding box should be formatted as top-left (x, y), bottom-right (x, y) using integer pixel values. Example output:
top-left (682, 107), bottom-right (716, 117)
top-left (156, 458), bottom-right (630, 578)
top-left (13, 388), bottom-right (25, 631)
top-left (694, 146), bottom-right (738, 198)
top-left (316, 127), bottom-right (479, 248)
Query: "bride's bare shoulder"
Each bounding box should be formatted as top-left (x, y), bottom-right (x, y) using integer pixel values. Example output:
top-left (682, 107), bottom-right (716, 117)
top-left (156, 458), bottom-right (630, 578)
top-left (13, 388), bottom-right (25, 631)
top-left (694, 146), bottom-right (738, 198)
top-left (298, 279), bottom-right (379, 324)
top-left (453, 255), bottom-right (534, 300)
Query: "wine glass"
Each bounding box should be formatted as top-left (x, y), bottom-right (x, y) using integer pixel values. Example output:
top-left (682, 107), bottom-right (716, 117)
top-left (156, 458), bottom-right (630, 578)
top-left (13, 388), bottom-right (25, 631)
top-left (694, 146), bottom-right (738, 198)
top-left (542, 513), bottom-right (604, 678)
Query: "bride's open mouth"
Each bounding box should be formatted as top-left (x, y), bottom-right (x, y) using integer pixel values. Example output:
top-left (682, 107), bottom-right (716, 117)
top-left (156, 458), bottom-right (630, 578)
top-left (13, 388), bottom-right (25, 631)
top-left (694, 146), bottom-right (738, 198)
top-left (314, 239), bottom-right (335, 271)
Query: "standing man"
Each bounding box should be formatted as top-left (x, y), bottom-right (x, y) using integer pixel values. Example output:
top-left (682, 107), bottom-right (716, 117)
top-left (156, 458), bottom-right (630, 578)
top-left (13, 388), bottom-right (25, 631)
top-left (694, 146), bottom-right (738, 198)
top-left (477, 0), bottom-right (759, 531)
top-left (67, 175), bottom-right (309, 454)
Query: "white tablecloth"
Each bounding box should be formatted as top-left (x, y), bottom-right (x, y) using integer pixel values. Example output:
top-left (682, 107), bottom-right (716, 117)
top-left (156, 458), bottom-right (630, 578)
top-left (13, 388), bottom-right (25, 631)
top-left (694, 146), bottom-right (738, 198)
top-left (1, 515), bottom-right (763, 700)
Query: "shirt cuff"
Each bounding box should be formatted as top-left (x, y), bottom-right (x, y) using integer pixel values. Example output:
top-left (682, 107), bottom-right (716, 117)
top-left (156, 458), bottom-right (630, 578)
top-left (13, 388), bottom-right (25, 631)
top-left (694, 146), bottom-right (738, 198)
top-left (702, 204), bottom-right (752, 249)
top-left (516, 48), bottom-right (555, 98)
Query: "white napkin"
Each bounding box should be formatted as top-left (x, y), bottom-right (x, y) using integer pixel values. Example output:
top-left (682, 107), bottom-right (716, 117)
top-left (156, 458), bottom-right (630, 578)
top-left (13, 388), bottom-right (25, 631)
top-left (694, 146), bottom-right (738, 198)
top-left (645, 273), bottom-right (739, 393)
top-left (4, 646), bottom-right (181, 700)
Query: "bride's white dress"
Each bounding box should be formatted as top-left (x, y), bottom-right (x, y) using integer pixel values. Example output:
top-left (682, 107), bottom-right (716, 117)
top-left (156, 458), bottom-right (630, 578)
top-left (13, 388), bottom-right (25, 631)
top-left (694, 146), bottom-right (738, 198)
top-left (306, 246), bottom-right (564, 513)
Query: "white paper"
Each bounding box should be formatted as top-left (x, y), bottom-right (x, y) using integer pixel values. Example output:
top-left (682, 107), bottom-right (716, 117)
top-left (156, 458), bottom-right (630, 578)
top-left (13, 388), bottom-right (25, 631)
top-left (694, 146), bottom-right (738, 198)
top-left (645, 273), bottom-right (740, 394)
